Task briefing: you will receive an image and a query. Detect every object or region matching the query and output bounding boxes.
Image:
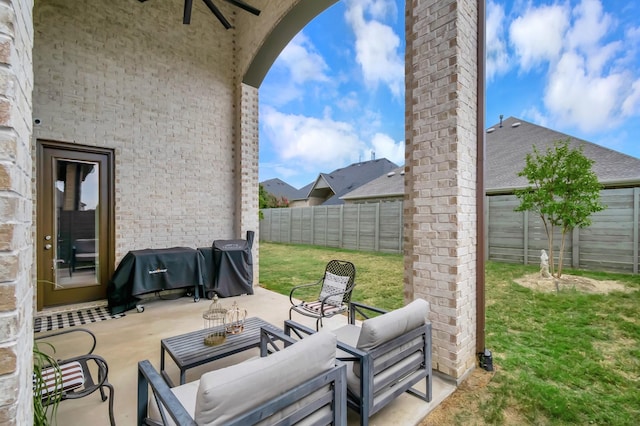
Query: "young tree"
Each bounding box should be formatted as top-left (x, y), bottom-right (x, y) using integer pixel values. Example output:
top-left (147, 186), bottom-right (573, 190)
top-left (514, 139), bottom-right (605, 277)
top-left (258, 184), bottom-right (290, 220)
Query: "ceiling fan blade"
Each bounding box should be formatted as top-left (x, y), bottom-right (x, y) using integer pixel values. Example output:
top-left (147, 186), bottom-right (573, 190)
top-left (183, 0), bottom-right (193, 24)
top-left (222, 0), bottom-right (261, 16)
top-left (201, 0), bottom-right (232, 29)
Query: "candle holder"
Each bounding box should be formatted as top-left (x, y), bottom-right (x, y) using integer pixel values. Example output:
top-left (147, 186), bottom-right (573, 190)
top-left (225, 301), bottom-right (247, 335)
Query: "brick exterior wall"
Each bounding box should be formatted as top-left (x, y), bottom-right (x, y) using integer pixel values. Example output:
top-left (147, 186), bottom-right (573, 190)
top-left (0, 0), bottom-right (483, 421)
top-left (0, 0), bottom-right (34, 423)
top-left (32, 0), bottom-right (239, 261)
top-left (404, 0), bottom-right (479, 379)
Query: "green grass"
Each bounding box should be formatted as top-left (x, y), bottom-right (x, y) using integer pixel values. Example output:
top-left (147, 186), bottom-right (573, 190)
top-left (259, 242), bottom-right (640, 425)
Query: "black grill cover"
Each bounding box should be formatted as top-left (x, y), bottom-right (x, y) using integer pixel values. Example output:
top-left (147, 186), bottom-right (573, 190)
top-left (212, 233), bottom-right (254, 297)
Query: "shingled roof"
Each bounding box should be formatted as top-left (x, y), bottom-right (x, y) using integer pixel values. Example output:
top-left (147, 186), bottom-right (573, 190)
top-left (260, 178), bottom-right (303, 201)
top-left (340, 166), bottom-right (405, 201)
top-left (306, 158), bottom-right (398, 205)
top-left (341, 117), bottom-right (640, 200)
top-left (487, 116), bottom-right (640, 192)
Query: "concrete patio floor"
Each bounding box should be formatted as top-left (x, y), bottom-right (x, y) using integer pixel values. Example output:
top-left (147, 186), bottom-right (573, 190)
top-left (36, 286), bottom-right (456, 425)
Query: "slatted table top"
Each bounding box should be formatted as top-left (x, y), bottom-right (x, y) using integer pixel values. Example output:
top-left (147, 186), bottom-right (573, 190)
top-left (160, 317), bottom-right (281, 386)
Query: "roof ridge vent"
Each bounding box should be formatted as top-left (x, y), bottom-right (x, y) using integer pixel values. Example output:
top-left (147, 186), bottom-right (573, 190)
top-left (511, 122), bottom-right (521, 128)
top-left (400, 170), bottom-right (405, 175)
top-left (387, 171), bottom-right (396, 177)
top-left (487, 127), bottom-right (495, 133)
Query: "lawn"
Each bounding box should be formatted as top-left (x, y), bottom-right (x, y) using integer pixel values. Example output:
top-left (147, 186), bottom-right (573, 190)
top-left (259, 242), bottom-right (640, 425)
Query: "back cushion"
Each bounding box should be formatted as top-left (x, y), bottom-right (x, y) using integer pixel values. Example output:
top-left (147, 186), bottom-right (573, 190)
top-left (356, 298), bottom-right (429, 351)
top-left (195, 331), bottom-right (337, 425)
top-left (319, 272), bottom-right (350, 306)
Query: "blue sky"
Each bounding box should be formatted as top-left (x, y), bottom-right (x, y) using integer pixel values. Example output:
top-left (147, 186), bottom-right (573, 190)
top-left (258, 0), bottom-right (640, 190)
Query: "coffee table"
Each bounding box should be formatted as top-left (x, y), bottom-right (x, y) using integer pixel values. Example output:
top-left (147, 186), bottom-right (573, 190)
top-left (160, 317), bottom-right (281, 386)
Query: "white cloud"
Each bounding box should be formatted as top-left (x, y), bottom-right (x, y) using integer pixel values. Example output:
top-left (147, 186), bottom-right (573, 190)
top-left (261, 33), bottom-right (330, 106)
top-left (486, 1), bottom-right (510, 81)
top-left (507, 0), bottom-right (640, 133)
top-left (566, 0), bottom-right (612, 52)
top-left (622, 79), bottom-right (640, 116)
top-left (278, 33), bottom-right (330, 84)
top-left (345, 0), bottom-right (404, 97)
top-left (544, 51), bottom-right (625, 131)
top-left (509, 3), bottom-right (569, 70)
top-left (370, 133), bottom-right (404, 165)
top-left (262, 107), bottom-right (365, 169)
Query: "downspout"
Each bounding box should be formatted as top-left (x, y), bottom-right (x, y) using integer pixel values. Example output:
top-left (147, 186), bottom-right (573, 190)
top-left (476, 0), bottom-right (492, 370)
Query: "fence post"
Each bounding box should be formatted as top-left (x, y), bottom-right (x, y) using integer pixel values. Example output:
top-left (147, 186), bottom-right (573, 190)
top-left (634, 188), bottom-right (639, 274)
top-left (287, 209), bottom-right (293, 244)
top-left (572, 227), bottom-right (579, 269)
top-left (484, 197), bottom-right (489, 261)
top-left (324, 206), bottom-right (328, 246)
top-left (374, 203), bottom-right (380, 252)
top-left (339, 204), bottom-right (344, 248)
top-left (523, 210), bottom-right (528, 265)
top-left (399, 200), bottom-right (404, 254)
top-left (356, 204), bottom-right (361, 250)
top-left (311, 206), bottom-right (315, 245)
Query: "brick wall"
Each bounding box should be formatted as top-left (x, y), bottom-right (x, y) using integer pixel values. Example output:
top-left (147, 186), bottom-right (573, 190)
top-left (405, 0), bottom-right (479, 380)
top-left (237, 82), bottom-right (260, 279)
top-left (0, 0), bottom-right (34, 423)
top-left (32, 0), bottom-right (240, 261)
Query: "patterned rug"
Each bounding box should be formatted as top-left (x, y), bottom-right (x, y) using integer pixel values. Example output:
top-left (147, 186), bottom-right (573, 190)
top-left (34, 306), bottom-right (125, 333)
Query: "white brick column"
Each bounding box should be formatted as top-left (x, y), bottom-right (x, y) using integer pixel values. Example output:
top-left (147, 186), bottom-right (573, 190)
top-left (0, 0), bottom-right (34, 423)
top-left (404, 0), bottom-right (480, 379)
top-left (236, 82), bottom-right (260, 281)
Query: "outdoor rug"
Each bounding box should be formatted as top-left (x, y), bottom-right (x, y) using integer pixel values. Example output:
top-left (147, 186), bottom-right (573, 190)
top-left (34, 306), bottom-right (125, 333)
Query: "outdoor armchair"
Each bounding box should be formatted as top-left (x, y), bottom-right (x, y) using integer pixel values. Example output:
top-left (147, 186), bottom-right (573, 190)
top-left (285, 299), bottom-right (432, 426)
top-left (34, 328), bottom-right (115, 426)
top-left (137, 327), bottom-right (347, 426)
top-left (70, 238), bottom-right (97, 276)
top-left (289, 259), bottom-right (357, 330)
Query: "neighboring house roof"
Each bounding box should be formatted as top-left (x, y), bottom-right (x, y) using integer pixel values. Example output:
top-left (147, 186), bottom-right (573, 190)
top-left (302, 158), bottom-right (399, 205)
top-left (341, 166), bottom-right (405, 201)
top-left (486, 116), bottom-right (640, 192)
top-left (260, 178), bottom-right (302, 201)
top-left (341, 117), bottom-right (640, 200)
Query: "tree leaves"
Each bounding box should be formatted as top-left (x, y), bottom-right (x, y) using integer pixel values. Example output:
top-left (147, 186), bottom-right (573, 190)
top-left (514, 139), bottom-right (605, 277)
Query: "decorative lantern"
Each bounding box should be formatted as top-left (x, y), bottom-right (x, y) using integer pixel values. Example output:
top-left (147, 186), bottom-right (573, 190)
top-left (203, 294), bottom-right (227, 346)
top-left (225, 301), bottom-right (247, 335)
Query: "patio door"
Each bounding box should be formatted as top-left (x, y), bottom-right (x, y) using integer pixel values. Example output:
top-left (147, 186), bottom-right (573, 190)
top-left (37, 141), bottom-right (114, 310)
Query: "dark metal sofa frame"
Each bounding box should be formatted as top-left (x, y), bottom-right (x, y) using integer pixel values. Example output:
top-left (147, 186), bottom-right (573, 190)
top-left (285, 301), bottom-right (432, 426)
top-left (137, 327), bottom-right (348, 426)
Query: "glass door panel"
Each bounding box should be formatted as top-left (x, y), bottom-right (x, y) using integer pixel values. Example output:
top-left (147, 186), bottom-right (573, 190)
top-left (37, 142), bottom-right (113, 309)
top-left (54, 159), bottom-right (100, 288)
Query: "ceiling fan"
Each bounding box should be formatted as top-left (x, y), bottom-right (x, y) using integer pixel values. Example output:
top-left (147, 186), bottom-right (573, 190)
top-left (139, 0), bottom-right (261, 30)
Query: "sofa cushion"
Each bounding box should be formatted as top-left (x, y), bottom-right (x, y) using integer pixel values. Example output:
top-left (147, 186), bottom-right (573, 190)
top-left (195, 330), bottom-right (337, 425)
top-left (148, 380), bottom-right (199, 426)
top-left (356, 298), bottom-right (429, 351)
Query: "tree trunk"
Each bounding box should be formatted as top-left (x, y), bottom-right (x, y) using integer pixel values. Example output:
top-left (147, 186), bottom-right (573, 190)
top-left (557, 229), bottom-right (568, 278)
top-left (548, 226), bottom-right (555, 276)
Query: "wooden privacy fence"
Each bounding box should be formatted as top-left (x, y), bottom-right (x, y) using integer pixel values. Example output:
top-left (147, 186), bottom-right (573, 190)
top-left (260, 187), bottom-right (640, 274)
top-left (260, 202), bottom-right (404, 253)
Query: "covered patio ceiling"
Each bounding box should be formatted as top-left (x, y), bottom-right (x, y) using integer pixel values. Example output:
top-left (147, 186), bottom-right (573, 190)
top-left (138, 0), bottom-right (261, 29)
